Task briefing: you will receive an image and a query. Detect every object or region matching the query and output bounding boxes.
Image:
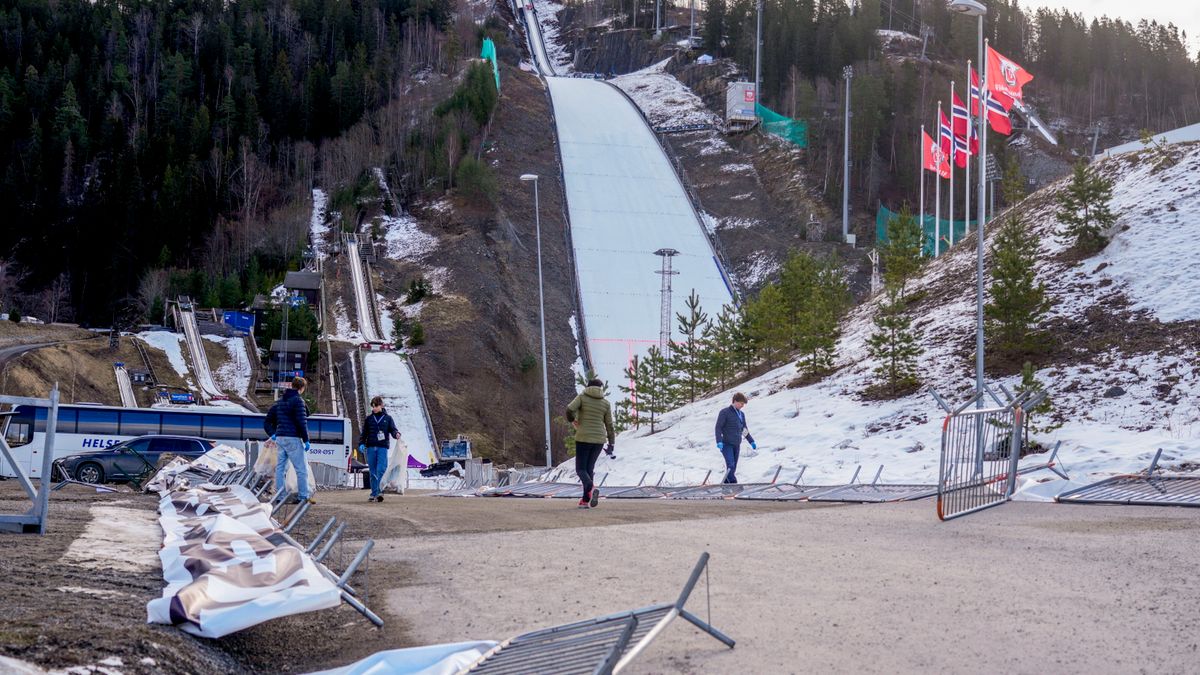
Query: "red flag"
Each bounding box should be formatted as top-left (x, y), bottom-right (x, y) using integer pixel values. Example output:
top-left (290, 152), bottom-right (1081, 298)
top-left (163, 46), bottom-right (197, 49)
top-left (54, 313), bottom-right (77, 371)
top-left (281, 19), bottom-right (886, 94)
top-left (922, 130), bottom-right (950, 179)
top-left (971, 68), bottom-right (1013, 136)
top-left (986, 45), bottom-right (1033, 104)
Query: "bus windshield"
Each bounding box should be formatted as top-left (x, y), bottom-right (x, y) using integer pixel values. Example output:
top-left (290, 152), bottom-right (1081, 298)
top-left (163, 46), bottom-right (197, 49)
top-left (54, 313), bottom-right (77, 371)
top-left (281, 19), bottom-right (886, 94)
top-left (3, 406), bottom-right (33, 448)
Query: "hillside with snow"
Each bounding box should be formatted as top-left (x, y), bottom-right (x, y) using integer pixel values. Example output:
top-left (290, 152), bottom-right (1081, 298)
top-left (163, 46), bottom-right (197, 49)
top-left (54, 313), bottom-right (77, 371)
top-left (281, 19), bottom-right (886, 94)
top-left (577, 143), bottom-right (1200, 493)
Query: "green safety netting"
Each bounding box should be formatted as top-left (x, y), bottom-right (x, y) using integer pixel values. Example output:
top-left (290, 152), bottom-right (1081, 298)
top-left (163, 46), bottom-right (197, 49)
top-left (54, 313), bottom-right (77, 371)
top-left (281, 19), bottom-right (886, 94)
top-left (481, 38), bottom-right (500, 92)
top-left (756, 103), bottom-right (808, 148)
top-left (876, 205), bottom-right (977, 257)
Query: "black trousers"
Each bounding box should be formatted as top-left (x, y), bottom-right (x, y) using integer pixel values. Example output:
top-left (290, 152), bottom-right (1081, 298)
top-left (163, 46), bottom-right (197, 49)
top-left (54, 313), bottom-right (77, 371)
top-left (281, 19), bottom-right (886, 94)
top-left (575, 442), bottom-right (604, 499)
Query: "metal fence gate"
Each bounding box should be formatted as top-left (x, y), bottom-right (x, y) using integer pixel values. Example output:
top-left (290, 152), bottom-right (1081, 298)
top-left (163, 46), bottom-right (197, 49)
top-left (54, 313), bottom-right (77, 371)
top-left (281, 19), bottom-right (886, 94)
top-left (937, 401), bottom-right (1023, 521)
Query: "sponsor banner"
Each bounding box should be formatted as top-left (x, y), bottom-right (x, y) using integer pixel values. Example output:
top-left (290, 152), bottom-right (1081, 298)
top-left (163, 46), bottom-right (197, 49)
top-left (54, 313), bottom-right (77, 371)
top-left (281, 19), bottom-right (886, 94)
top-left (146, 448), bottom-right (340, 638)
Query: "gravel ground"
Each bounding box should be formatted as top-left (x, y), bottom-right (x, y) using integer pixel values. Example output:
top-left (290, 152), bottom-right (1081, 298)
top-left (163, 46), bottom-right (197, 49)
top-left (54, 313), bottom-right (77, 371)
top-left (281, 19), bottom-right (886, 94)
top-left (4, 485), bottom-right (1198, 673)
top-left (366, 494), bottom-right (1200, 674)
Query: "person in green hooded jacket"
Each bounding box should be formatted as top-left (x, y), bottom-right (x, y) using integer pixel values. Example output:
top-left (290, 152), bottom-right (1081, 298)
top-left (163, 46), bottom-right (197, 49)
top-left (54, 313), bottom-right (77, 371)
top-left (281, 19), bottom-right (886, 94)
top-left (566, 378), bottom-right (615, 508)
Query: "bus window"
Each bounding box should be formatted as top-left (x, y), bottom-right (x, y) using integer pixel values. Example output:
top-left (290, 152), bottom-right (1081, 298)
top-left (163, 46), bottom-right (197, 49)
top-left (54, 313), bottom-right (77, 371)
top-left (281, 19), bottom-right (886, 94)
top-left (161, 413), bottom-right (194, 436)
top-left (119, 411), bottom-right (161, 436)
top-left (314, 420), bottom-right (345, 444)
top-left (53, 408), bottom-right (77, 434)
top-left (4, 406), bottom-right (33, 447)
top-left (203, 415), bottom-right (242, 441)
top-left (76, 409), bottom-right (119, 435)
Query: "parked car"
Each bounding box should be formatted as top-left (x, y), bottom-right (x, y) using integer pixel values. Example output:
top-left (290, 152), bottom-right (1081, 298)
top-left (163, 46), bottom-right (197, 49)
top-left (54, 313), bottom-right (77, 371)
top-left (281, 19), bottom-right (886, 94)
top-left (55, 435), bottom-right (215, 484)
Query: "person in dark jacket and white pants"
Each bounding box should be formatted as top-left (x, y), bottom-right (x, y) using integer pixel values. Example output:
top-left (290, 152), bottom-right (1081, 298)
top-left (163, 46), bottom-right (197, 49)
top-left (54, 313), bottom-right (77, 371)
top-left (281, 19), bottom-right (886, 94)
top-left (359, 396), bottom-right (401, 502)
top-left (714, 392), bottom-right (756, 484)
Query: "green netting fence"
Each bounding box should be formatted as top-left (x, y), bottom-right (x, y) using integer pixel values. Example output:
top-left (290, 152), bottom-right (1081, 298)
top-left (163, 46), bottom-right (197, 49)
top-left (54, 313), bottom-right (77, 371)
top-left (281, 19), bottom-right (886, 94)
top-left (756, 104), bottom-right (807, 148)
top-left (481, 38), bottom-right (500, 92)
top-left (876, 205), bottom-right (977, 257)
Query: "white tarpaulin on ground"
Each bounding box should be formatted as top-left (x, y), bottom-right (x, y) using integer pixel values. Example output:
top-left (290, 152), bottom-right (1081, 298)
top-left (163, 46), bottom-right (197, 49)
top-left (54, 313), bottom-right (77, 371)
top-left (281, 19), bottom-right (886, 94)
top-left (307, 641), bottom-right (498, 675)
top-left (146, 446), bottom-right (341, 638)
top-left (144, 444), bottom-right (245, 493)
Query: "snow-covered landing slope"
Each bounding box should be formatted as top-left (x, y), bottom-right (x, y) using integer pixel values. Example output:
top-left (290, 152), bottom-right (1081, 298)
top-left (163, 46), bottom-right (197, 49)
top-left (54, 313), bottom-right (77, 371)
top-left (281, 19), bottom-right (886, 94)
top-left (363, 352), bottom-right (438, 466)
top-left (547, 77), bottom-right (734, 390)
top-left (586, 144), bottom-right (1200, 488)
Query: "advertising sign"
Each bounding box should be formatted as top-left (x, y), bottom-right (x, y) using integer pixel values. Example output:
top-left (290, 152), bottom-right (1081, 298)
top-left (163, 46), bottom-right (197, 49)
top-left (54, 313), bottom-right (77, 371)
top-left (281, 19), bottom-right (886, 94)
top-left (726, 82), bottom-right (757, 122)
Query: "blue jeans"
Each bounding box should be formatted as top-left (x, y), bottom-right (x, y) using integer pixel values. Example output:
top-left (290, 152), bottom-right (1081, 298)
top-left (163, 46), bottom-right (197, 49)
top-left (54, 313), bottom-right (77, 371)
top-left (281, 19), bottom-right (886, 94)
top-left (275, 436), bottom-right (311, 500)
top-left (720, 442), bottom-right (740, 484)
top-left (365, 445), bottom-right (389, 497)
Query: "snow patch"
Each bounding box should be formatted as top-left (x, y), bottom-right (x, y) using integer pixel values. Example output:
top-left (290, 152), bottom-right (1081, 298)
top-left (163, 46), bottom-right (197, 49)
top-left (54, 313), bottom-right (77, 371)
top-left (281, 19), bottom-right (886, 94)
top-left (381, 212), bottom-right (439, 262)
top-left (137, 332), bottom-right (189, 380)
top-left (309, 189), bottom-right (329, 260)
top-left (202, 335), bottom-right (252, 400)
top-left (530, 0), bottom-right (574, 74)
top-left (612, 58), bottom-right (721, 128)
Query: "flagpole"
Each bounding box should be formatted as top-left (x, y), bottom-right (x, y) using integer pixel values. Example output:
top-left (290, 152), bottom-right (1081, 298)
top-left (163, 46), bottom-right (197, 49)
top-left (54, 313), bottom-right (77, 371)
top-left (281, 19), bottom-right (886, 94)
top-left (919, 124), bottom-right (925, 257)
top-left (966, 60), bottom-right (972, 238)
top-left (948, 83), bottom-right (955, 247)
top-left (976, 35), bottom-right (988, 404)
top-left (934, 100), bottom-right (941, 257)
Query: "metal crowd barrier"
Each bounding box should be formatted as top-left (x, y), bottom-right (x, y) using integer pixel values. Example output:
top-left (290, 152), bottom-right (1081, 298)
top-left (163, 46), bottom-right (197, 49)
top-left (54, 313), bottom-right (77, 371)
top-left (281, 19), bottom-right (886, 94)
top-left (1057, 449), bottom-right (1200, 508)
top-left (937, 394), bottom-right (1023, 521)
top-left (458, 553), bottom-right (733, 674)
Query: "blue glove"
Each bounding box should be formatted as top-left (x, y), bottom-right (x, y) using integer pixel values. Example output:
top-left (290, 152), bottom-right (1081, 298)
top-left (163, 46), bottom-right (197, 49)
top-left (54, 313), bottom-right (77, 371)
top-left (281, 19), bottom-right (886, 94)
top-left (269, 435), bottom-right (276, 441)
top-left (717, 441), bottom-right (724, 450)
top-left (304, 441), bottom-right (311, 452)
top-left (358, 444), bottom-right (366, 453)
top-left (750, 441), bottom-right (757, 450)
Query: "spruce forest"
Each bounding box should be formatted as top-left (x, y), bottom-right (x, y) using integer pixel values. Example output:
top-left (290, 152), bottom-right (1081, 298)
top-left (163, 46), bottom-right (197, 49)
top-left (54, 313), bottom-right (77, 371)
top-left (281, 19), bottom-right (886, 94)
top-left (0, 0), bottom-right (467, 324)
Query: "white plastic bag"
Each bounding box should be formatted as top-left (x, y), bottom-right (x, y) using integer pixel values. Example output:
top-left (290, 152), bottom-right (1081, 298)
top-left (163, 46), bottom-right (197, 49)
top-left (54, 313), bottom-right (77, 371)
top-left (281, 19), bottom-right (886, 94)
top-left (382, 438), bottom-right (410, 494)
top-left (255, 439), bottom-right (298, 494)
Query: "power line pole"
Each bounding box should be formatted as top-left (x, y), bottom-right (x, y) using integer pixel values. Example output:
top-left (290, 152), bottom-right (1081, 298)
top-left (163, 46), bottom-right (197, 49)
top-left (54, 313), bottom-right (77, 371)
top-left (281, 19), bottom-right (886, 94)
top-left (842, 65), bottom-right (853, 243)
top-left (754, 0), bottom-right (763, 113)
top-left (654, 249), bottom-right (680, 359)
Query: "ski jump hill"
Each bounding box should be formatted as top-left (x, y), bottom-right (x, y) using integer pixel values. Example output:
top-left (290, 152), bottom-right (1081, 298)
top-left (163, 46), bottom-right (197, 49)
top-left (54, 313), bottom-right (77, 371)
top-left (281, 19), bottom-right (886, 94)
top-left (521, 2), bottom-right (734, 391)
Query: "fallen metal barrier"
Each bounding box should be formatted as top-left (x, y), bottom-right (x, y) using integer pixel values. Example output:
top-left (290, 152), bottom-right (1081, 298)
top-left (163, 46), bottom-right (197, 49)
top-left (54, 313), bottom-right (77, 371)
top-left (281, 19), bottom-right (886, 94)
top-left (1056, 449), bottom-right (1200, 508)
top-left (458, 552), bottom-right (734, 674)
top-left (605, 472), bottom-right (671, 499)
top-left (669, 467), bottom-right (783, 500)
top-left (808, 466), bottom-right (937, 503)
top-left (937, 392), bottom-right (1024, 521)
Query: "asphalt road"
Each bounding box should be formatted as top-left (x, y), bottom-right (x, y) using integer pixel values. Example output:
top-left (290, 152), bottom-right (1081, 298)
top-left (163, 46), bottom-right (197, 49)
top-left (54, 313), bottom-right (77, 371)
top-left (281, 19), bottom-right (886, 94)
top-left (340, 494), bottom-right (1200, 674)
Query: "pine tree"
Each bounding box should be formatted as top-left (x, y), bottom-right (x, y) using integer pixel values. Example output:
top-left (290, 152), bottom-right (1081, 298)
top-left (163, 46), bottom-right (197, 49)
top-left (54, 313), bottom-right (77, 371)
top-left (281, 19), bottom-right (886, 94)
top-left (879, 207), bottom-right (924, 298)
top-left (746, 284), bottom-right (791, 366)
top-left (618, 355), bottom-right (642, 431)
top-left (985, 215), bottom-right (1052, 357)
top-left (671, 290), bottom-right (711, 403)
top-left (865, 285), bottom-right (920, 395)
top-left (781, 253), bottom-right (849, 376)
top-left (635, 346), bottom-right (675, 433)
top-left (1000, 155), bottom-right (1026, 206)
top-left (1056, 161), bottom-right (1117, 254)
top-left (1015, 361), bottom-right (1060, 436)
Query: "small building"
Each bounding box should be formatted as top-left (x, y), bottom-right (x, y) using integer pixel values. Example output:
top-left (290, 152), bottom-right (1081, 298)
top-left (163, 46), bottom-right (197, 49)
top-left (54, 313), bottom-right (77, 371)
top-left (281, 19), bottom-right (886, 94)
top-left (268, 339), bottom-right (312, 383)
top-left (283, 271), bottom-right (321, 310)
top-left (129, 369), bottom-right (153, 385)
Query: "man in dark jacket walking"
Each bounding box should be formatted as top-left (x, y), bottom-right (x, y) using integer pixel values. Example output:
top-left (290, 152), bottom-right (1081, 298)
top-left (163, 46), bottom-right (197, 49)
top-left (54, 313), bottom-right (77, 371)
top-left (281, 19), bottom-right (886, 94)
top-left (359, 396), bottom-right (401, 502)
top-left (566, 379), bottom-right (615, 508)
top-left (714, 392), bottom-right (756, 484)
top-left (265, 377), bottom-right (314, 503)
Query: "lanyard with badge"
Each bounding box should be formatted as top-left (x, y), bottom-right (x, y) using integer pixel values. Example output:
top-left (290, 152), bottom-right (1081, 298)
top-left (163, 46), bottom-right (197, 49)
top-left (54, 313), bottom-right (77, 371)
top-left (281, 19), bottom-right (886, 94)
top-left (372, 414), bottom-right (386, 443)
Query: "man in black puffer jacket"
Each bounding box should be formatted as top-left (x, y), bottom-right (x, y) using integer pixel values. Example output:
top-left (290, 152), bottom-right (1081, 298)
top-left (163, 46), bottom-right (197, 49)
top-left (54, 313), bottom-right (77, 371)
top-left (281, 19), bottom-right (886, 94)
top-left (265, 377), bottom-right (313, 503)
top-left (358, 396), bottom-right (401, 502)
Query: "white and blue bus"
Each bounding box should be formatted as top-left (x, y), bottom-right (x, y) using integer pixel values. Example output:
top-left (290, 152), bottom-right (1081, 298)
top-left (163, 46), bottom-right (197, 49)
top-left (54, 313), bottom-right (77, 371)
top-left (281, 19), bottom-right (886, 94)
top-left (1, 402), bottom-right (351, 479)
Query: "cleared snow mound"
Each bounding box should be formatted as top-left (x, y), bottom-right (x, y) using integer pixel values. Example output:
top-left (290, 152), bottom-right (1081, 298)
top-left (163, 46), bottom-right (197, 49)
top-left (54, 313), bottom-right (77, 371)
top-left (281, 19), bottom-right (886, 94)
top-left (612, 58), bottom-right (721, 128)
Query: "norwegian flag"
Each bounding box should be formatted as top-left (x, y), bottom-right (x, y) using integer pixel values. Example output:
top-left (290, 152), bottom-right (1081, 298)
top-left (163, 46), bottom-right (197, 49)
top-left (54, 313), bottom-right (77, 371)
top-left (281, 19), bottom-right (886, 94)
top-left (953, 133), bottom-right (970, 169)
top-left (951, 90), bottom-right (978, 157)
top-left (970, 68), bottom-right (1013, 136)
top-left (939, 108), bottom-right (955, 163)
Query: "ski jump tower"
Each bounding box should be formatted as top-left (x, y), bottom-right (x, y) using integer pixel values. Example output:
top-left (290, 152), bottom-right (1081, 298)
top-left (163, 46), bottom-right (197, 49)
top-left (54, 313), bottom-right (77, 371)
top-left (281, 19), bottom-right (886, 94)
top-left (655, 248), bottom-right (680, 359)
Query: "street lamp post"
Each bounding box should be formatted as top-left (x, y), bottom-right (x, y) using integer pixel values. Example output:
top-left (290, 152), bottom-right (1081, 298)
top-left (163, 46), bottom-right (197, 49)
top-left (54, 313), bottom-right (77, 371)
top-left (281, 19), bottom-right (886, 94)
top-left (521, 174), bottom-right (553, 469)
top-left (842, 65), bottom-right (853, 243)
top-left (947, 0), bottom-right (987, 403)
top-left (754, 0), bottom-right (763, 112)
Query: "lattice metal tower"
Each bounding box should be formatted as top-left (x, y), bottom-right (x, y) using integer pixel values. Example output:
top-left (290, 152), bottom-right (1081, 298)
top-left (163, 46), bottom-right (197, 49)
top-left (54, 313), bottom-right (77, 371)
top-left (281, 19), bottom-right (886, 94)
top-left (654, 248), bottom-right (680, 358)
